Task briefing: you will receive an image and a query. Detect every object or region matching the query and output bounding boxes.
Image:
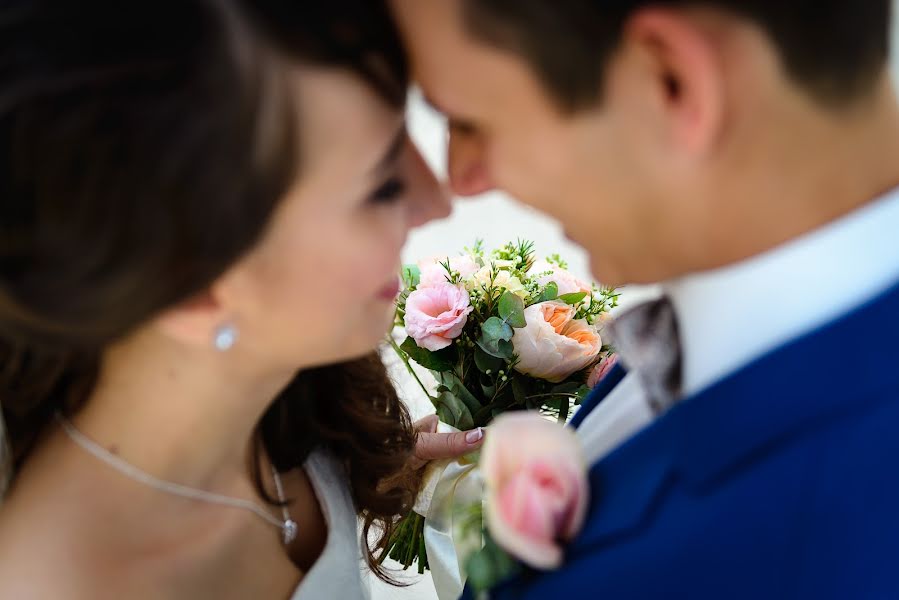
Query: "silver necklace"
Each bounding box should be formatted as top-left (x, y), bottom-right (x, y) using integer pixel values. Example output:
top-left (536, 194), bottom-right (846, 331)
top-left (56, 414), bottom-right (299, 545)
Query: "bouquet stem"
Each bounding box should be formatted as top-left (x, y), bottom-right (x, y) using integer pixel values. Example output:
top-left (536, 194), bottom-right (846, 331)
top-left (386, 335), bottom-right (432, 401)
top-left (381, 510), bottom-right (430, 574)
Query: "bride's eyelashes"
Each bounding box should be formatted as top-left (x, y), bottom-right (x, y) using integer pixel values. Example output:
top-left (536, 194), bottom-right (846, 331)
top-left (366, 176), bottom-right (407, 205)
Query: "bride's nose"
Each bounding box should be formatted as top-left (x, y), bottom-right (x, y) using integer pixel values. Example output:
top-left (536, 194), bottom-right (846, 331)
top-left (405, 143), bottom-right (452, 228)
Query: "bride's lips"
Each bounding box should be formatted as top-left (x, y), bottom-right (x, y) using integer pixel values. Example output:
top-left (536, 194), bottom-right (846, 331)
top-left (376, 276), bottom-right (401, 301)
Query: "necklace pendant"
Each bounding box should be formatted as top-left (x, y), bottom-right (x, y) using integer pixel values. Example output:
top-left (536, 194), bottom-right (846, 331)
top-left (282, 519), bottom-right (298, 545)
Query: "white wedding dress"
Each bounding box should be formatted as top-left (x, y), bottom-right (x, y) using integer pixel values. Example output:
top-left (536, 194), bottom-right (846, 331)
top-left (290, 450), bottom-right (371, 600)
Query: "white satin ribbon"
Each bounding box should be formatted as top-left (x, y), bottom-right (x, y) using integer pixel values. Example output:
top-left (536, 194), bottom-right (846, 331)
top-left (415, 422), bottom-right (485, 600)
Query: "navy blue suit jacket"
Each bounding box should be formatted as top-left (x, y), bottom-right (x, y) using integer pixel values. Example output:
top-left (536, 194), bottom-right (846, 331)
top-left (478, 278), bottom-right (899, 599)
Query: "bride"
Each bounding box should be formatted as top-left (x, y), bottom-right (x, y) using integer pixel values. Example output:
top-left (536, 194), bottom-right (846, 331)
top-left (0, 1), bottom-right (483, 598)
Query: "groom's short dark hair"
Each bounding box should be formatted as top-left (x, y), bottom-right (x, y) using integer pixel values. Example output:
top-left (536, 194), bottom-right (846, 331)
top-left (461, 0), bottom-right (892, 112)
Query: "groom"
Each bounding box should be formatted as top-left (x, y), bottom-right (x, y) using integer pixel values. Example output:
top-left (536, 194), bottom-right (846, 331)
top-left (390, 1), bottom-right (899, 598)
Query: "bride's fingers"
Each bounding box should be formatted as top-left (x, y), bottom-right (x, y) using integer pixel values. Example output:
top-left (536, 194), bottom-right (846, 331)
top-left (413, 427), bottom-right (485, 463)
top-left (413, 414), bottom-right (439, 435)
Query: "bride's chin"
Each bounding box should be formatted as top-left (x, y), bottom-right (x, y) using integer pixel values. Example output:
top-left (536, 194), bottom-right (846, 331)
top-left (328, 310), bottom-right (396, 363)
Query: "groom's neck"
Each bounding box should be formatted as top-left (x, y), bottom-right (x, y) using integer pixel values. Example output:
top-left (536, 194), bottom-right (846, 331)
top-left (692, 74), bottom-right (899, 274)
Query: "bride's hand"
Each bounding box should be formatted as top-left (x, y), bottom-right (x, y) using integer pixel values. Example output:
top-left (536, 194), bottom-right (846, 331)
top-left (409, 414), bottom-right (484, 470)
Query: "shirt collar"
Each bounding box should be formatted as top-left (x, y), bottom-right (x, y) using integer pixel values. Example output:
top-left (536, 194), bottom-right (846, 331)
top-left (665, 186), bottom-right (899, 397)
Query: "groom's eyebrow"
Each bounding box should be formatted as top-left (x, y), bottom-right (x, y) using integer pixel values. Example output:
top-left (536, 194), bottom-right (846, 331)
top-left (373, 124), bottom-right (407, 175)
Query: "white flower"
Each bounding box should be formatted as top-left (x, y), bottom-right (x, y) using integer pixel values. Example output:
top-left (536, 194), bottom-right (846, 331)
top-left (466, 266), bottom-right (528, 299)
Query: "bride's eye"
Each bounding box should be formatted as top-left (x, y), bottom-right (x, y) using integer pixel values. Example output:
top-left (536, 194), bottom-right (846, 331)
top-left (367, 176), bottom-right (406, 205)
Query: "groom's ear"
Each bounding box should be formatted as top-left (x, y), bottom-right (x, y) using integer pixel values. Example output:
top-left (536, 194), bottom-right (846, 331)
top-left (615, 7), bottom-right (726, 159)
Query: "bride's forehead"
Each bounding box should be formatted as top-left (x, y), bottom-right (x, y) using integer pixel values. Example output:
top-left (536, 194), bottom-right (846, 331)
top-left (282, 67), bottom-right (404, 171)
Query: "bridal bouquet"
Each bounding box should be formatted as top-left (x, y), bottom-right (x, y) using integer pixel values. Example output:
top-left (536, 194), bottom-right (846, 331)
top-left (381, 240), bottom-right (618, 592)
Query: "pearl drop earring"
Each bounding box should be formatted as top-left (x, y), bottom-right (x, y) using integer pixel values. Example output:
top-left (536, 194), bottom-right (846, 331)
top-left (213, 323), bottom-right (238, 351)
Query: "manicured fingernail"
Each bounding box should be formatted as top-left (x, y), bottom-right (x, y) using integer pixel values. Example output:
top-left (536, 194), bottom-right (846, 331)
top-left (465, 427), bottom-right (483, 444)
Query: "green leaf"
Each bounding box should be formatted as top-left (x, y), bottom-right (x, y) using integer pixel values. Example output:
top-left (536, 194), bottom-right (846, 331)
top-left (474, 345), bottom-right (504, 374)
top-left (481, 316), bottom-right (514, 342)
top-left (400, 337), bottom-right (456, 372)
top-left (574, 384), bottom-right (592, 401)
top-left (401, 264), bottom-right (420, 288)
top-left (473, 405), bottom-right (494, 426)
top-left (543, 397), bottom-right (562, 409)
top-left (433, 390), bottom-right (475, 431)
top-left (496, 339), bottom-right (514, 359)
top-left (559, 291), bottom-right (589, 305)
top-left (511, 378), bottom-right (527, 407)
top-left (440, 372), bottom-right (482, 416)
top-left (498, 291), bottom-right (526, 328)
top-left (536, 281), bottom-right (559, 303)
top-left (477, 318), bottom-right (516, 359)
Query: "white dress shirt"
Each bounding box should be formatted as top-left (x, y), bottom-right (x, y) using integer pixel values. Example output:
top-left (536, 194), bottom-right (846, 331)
top-left (578, 185), bottom-right (899, 465)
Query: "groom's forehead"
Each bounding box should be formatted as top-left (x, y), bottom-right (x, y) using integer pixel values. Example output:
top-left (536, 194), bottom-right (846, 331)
top-left (392, 0), bottom-right (540, 104)
top-left (391, 0), bottom-right (475, 65)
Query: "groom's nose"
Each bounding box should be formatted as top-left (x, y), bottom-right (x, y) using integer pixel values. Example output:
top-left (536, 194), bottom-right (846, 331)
top-left (447, 123), bottom-right (494, 197)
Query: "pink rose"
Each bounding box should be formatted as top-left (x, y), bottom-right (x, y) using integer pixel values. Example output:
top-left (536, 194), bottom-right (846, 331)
top-left (529, 260), bottom-right (592, 297)
top-left (587, 354), bottom-right (619, 388)
top-left (512, 302), bottom-right (603, 383)
top-left (418, 255), bottom-right (481, 289)
top-left (404, 283), bottom-right (473, 351)
top-left (481, 412), bottom-right (589, 570)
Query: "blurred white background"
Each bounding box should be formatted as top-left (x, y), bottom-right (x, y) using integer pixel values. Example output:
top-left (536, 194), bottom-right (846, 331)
top-left (372, 8), bottom-right (899, 599)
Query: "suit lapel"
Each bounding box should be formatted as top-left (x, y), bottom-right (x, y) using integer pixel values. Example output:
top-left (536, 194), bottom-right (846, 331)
top-left (570, 276), bottom-right (899, 553)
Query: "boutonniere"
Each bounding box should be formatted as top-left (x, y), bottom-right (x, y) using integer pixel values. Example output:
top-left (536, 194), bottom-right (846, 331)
top-left (465, 412), bottom-right (589, 595)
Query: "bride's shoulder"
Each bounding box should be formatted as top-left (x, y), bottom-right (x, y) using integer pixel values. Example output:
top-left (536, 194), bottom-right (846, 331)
top-left (0, 507), bottom-right (91, 598)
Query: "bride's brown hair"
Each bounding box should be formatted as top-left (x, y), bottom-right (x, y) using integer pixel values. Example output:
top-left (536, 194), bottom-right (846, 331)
top-left (0, 0), bottom-right (419, 581)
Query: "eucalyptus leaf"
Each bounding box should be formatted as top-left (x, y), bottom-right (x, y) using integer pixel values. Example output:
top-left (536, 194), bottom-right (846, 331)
top-left (496, 339), bottom-right (514, 359)
top-left (400, 337), bottom-right (456, 372)
top-left (474, 345), bottom-right (504, 374)
top-left (476, 338), bottom-right (514, 361)
top-left (498, 291), bottom-right (526, 328)
top-left (481, 316), bottom-right (514, 342)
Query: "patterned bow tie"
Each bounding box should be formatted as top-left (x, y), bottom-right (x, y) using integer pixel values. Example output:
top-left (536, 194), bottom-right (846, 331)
top-left (606, 296), bottom-right (683, 414)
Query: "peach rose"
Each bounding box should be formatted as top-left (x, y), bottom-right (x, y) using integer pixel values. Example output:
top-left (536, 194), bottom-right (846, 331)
top-left (418, 255), bottom-right (481, 289)
top-left (529, 260), bottom-right (592, 297)
top-left (481, 412), bottom-right (589, 570)
top-left (404, 283), bottom-right (473, 351)
top-left (587, 354), bottom-right (619, 388)
top-left (512, 302), bottom-right (603, 383)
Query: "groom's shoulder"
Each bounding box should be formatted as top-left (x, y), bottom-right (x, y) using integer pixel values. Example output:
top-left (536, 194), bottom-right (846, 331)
top-left (492, 385), bottom-right (899, 600)
top-left (492, 281), bottom-right (899, 600)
